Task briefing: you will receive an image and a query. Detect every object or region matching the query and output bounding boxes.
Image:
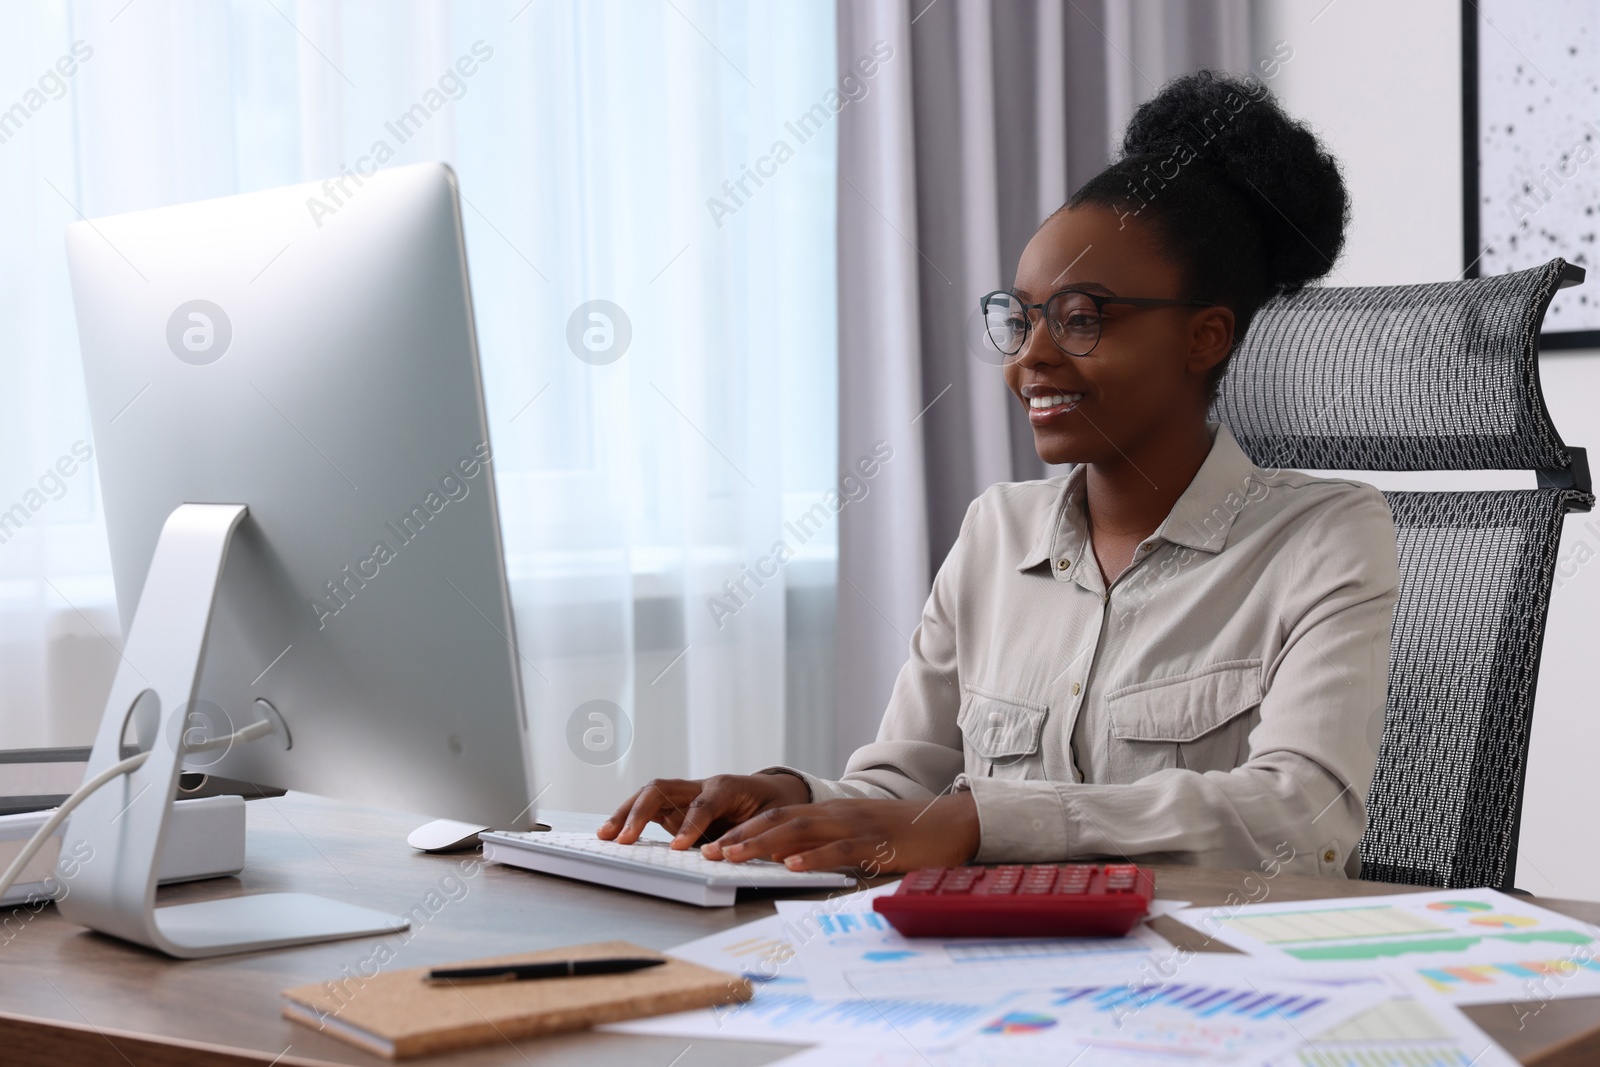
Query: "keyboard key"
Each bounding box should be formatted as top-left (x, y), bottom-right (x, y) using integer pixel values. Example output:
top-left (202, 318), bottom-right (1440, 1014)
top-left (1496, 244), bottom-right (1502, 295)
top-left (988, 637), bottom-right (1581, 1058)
top-left (495, 831), bottom-right (835, 880)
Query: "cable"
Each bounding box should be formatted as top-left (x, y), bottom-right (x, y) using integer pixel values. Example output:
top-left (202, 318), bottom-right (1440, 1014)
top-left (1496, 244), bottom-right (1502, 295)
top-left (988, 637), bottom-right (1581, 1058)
top-left (183, 717), bottom-right (273, 753)
top-left (0, 717), bottom-right (275, 903)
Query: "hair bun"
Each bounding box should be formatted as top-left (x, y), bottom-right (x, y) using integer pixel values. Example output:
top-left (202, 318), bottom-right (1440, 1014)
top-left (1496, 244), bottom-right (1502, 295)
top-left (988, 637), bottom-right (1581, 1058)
top-left (1119, 70), bottom-right (1348, 294)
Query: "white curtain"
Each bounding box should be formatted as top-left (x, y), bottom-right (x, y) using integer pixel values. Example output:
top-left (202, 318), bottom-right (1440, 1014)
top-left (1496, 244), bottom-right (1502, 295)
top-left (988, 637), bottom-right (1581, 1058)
top-left (0, 0), bottom-right (839, 813)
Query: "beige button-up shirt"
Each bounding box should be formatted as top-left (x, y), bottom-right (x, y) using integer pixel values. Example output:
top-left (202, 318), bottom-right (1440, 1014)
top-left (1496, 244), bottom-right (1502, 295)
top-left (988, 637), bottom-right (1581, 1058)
top-left (773, 423), bottom-right (1400, 879)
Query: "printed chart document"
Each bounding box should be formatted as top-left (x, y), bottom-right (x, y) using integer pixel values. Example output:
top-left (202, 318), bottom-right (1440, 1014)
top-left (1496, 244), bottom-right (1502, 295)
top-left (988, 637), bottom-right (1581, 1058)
top-left (601, 912), bottom-right (1014, 1050)
top-left (768, 1039), bottom-right (1192, 1066)
top-left (606, 895), bottom-right (1515, 1067)
top-left (969, 967), bottom-right (1383, 1063)
top-left (773, 890), bottom-right (1175, 1002)
top-left (764, 977), bottom-right (1513, 1067)
top-left (1265, 983), bottom-right (1518, 1067)
top-left (759, 960), bottom-right (1392, 1065)
top-left (1172, 887), bottom-right (1600, 1005)
top-left (604, 974), bottom-right (1011, 1050)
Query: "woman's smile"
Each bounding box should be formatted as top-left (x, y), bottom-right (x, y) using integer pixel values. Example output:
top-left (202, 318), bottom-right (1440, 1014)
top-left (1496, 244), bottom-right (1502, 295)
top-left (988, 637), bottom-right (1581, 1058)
top-left (1021, 382), bottom-right (1086, 426)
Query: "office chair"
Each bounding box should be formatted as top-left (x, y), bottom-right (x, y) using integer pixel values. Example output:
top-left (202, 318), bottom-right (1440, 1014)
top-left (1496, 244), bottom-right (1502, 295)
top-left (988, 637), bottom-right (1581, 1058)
top-left (1211, 257), bottom-right (1592, 891)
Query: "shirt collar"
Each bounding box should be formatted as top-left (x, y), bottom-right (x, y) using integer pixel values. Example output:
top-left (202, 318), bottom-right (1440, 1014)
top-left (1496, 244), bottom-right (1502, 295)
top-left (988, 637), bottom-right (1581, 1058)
top-left (1014, 422), bottom-right (1259, 572)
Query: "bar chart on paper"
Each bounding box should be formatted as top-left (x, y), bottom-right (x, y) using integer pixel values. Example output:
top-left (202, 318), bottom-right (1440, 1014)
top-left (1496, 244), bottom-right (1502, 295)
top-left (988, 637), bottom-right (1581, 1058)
top-left (1272, 992), bottom-right (1519, 1067)
top-left (1290, 1048), bottom-right (1486, 1066)
top-left (1028, 974), bottom-right (1383, 1062)
top-left (607, 913), bottom-right (1015, 1050)
top-left (1175, 889), bottom-right (1600, 1004)
top-left (1221, 906), bottom-right (1450, 944)
top-left (604, 975), bottom-right (1005, 1048)
top-left (1192, 892), bottom-right (1597, 958)
top-left (1050, 981), bottom-right (1335, 1021)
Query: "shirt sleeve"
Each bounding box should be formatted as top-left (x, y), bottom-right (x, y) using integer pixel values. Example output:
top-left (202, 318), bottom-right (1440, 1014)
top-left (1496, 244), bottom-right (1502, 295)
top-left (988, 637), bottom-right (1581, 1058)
top-left (959, 486), bottom-right (1399, 878)
top-left (758, 500), bottom-right (976, 803)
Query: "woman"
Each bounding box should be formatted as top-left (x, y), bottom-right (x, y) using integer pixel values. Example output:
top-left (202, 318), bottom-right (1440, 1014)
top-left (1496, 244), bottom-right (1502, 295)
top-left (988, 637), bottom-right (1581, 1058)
top-left (600, 70), bottom-right (1399, 878)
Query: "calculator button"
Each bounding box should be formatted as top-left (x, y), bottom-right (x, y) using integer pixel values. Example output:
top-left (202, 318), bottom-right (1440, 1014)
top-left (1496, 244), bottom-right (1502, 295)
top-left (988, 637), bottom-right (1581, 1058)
top-left (1055, 865), bottom-right (1094, 894)
top-left (938, 867), bottom-right (983, 893)
top-left (904, 869), bottom-right (944, 894)
top-left (979, 866), bottom-right (1023, 894)
top-left (1104, 864), bottom-right (1138, 892)
top-left (1019, 866), bottom-right (1059, 894)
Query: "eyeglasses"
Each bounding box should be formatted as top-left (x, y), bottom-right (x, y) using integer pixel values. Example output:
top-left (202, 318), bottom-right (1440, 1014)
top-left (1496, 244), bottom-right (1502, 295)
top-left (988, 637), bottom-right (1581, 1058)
top-left (980, 289), bottom-right (1215, 359)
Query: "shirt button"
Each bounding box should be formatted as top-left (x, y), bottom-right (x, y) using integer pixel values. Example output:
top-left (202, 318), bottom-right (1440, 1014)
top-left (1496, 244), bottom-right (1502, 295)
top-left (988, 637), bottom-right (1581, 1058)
top-left (1323, 849), bottom-right (1337, 864)
top-left (1071, 682), bottom-right (1081, 696)
top-left (1056, 559), bottom-right (1070, 571)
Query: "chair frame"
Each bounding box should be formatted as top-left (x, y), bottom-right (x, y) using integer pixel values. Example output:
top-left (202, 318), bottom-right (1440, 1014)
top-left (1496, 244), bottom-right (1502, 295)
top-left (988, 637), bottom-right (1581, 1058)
top-left (1213, 257), bottom-right (1592, 890)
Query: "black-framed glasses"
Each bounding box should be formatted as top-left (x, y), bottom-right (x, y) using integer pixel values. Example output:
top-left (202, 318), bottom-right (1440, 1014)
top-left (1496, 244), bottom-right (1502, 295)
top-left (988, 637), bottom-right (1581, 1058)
top-left (980, 289), bottom-right (1215, 358)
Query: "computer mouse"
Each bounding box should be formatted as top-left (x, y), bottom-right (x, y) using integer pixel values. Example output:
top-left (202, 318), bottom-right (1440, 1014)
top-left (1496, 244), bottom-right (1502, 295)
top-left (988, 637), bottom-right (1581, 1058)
top-left (407, 818), bottom-right (490, 853)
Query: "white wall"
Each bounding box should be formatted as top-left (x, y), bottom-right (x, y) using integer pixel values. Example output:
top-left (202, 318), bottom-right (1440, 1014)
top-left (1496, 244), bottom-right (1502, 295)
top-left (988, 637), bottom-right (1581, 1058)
top-left (1512, 361), bottom-right (1600, 901)
top-left (1256, 0), bottom-right (1600, 899)
top-left (1254, 0), bottom-right (1462, 286)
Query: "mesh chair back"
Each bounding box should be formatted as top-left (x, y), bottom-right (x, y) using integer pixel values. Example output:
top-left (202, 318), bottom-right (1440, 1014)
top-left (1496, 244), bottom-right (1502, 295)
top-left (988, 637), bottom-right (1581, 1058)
top-left (1212, 258), bottom-right (1592, 889)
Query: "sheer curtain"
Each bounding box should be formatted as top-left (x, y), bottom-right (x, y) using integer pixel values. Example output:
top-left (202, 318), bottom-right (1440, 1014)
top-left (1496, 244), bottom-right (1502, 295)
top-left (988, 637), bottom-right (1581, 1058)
top-left (0, 0), bottom-right (839, 813)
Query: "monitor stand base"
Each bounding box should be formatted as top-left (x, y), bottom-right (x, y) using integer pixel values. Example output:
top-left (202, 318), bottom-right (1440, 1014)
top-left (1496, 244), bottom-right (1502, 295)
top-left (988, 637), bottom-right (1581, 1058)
top-left (150, 893), bottom-right (407, 955)
top-left (55, 503), bottom-right (409, 959)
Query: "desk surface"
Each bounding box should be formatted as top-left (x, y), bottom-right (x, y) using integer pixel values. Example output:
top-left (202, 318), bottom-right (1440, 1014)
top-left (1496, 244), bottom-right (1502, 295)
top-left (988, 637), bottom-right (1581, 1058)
top-left (4, 793), bottom-right (1598, 1067)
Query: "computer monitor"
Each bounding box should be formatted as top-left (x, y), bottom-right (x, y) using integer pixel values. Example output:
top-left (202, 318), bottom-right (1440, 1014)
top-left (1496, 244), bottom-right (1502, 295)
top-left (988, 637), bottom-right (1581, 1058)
top-left (59, 163), bottom-right (535, 957)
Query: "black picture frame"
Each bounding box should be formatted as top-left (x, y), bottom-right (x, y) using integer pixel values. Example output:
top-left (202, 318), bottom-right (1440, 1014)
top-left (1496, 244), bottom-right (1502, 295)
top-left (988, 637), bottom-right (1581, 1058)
top-left (1463, 0), bottom-right (1600, 351)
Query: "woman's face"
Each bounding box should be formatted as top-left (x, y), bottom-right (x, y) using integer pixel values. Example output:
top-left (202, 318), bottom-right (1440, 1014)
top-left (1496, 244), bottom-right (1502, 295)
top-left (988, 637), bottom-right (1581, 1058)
top-left (1001, 205), bottom-right (1233, 467)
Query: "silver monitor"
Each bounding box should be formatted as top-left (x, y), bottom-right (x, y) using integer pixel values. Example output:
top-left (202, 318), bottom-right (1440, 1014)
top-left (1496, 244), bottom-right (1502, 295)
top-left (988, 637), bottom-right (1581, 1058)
top-left (60, 163), bottom-right (535, 957)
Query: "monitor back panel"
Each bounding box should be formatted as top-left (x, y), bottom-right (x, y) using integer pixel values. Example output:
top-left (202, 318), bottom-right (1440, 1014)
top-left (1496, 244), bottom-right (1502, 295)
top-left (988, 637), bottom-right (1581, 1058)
top-left (66, 163), bottom-right (534, 827)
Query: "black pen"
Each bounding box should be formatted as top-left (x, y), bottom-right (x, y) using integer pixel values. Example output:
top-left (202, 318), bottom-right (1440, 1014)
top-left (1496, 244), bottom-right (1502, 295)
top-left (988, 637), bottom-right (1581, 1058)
top-left (426, 957), bottom-right (666, 984)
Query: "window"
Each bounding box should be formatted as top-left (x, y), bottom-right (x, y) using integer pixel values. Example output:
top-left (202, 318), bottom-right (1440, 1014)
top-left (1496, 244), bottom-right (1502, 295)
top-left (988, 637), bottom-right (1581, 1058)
top-left (0, 0), bottom-right (838, 809)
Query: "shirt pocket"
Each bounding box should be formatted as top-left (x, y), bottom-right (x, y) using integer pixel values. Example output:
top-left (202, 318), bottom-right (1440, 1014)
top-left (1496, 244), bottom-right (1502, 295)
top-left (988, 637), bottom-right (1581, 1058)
top-left (1104, 659), bottom-right (1264, 782)
top-left (957, 685), bottom-right (1049, 781)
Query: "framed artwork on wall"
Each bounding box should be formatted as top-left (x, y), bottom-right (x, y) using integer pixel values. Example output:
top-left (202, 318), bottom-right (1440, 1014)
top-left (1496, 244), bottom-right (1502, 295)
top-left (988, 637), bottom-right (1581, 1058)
top-left (1465, 0), bottom-right (1600, 349)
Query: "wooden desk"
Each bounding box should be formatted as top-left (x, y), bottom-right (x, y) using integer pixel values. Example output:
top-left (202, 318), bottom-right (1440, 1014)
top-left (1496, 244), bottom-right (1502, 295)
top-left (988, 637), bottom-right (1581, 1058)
top-left (3, 794), bottom-right (1597, 1066)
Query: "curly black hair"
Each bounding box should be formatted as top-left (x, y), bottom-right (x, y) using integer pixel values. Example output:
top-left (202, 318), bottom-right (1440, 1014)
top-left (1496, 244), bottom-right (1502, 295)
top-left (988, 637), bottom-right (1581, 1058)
top-left (1066, 69), bottom-right (1349, 396)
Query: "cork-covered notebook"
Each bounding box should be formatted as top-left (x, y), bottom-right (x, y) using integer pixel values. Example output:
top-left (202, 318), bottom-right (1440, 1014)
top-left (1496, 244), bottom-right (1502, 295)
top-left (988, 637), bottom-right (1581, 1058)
top-left (282, 939), bottom-right (752, 1059)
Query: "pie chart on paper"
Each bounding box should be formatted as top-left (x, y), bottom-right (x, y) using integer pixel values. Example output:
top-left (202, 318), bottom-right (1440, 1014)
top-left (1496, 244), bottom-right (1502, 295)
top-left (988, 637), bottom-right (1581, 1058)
top-left (1468, 914), bottom-right (1540, 929)
top-left (1426, 900), bottom-right (1495, 913)
top-left (981, 1011), bottom-right (1058, 1035)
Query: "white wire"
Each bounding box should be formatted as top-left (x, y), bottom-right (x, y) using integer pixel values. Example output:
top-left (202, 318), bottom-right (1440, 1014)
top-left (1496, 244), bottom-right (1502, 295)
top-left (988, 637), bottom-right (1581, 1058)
top-left (0, 717), bottom-right (276, 903)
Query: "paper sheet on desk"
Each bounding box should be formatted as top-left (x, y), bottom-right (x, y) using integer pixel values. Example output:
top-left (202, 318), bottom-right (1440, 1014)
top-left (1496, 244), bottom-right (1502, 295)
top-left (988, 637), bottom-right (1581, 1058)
top-left (969, 966), bottom-right (1383, 1063)
top-left (761, 980), bottom-right (1518, 1067)
top-left (1171, 887), bottom-right (1600, 1005)
top-left (758, 959), bottom-right (1400, 1066)
top-left (601, 974), bottom-right (1015, 1049)
top-left (604, 896), bottom-right (1018, 1050)
top-left (610, 943), bottom-right (1380, 1062)
top-left (772, 891), bottom-right (1187, 1003)
top-left (649, 879), bottom-right (901, 979)
top-left (1265, 980), bottom-right (1519, 1067)
top-left (766, 1039), bottom-right (1195, 1066)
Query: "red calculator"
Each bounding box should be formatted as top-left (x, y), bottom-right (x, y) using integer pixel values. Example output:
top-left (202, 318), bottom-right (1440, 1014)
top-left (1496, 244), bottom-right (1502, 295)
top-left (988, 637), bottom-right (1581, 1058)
top-left (872, 864), bottom-right (1155, 938)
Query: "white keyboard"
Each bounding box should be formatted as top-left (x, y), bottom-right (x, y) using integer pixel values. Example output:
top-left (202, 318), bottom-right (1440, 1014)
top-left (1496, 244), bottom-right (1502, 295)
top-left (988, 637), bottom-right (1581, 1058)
top-left (480, 829), bottom-right (855, 907)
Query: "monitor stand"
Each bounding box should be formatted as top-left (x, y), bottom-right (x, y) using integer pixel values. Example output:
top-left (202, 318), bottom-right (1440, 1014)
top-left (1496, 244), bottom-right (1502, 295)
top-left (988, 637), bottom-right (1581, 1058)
top-left (55, 503), bottom-right (408, 958)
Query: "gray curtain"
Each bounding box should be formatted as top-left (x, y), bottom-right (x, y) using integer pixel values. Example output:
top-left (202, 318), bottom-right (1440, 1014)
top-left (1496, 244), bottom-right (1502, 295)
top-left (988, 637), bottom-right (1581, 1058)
top-left (831, 0), bottom-right (1251, 768)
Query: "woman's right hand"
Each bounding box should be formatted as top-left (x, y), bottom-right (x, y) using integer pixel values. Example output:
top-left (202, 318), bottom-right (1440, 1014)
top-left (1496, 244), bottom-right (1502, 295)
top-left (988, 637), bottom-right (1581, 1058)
top-left (597, 772), bottom-right (811, 851)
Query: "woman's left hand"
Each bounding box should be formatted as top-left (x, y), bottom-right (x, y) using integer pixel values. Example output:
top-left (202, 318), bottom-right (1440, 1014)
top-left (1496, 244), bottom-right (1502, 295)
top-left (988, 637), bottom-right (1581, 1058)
top-left (702, 793), bottom-right (981, 873)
